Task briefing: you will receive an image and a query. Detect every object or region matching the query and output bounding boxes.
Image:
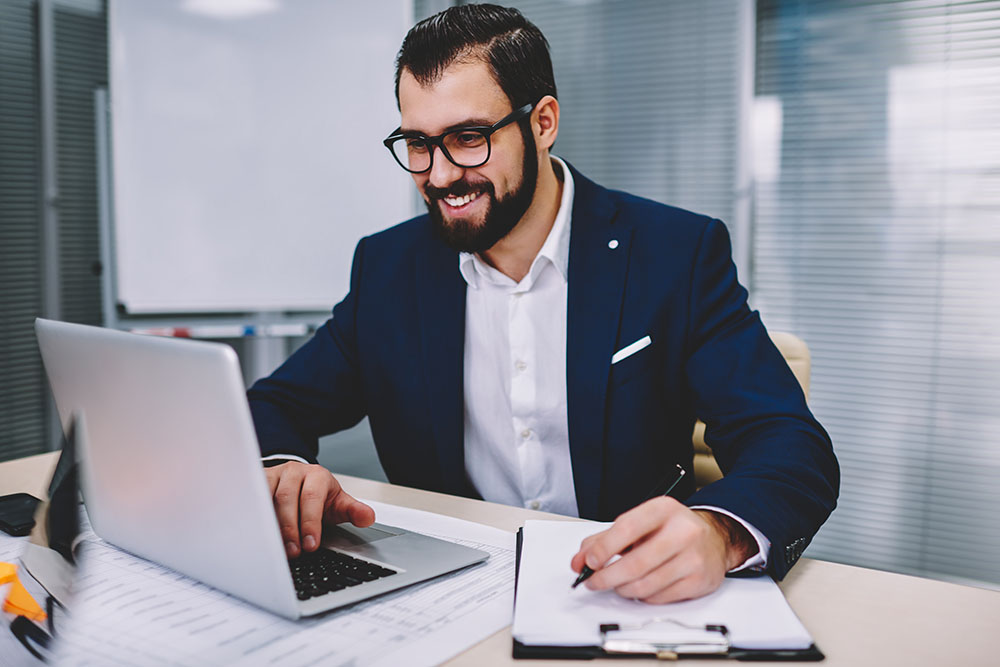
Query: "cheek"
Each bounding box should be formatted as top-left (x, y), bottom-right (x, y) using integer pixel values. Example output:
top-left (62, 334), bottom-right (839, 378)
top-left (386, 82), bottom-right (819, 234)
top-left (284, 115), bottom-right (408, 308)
top-left (482, 166), bottom-right (516, 197)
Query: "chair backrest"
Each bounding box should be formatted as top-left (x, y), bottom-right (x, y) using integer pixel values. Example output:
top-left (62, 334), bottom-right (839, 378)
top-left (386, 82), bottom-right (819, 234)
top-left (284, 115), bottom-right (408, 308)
top-left (692, 331), bottom-right (811, 489)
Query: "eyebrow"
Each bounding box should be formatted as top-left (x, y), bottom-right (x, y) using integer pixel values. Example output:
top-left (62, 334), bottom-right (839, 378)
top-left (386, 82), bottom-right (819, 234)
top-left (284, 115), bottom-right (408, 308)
top-left (398, 117), bottom-right (497, 136)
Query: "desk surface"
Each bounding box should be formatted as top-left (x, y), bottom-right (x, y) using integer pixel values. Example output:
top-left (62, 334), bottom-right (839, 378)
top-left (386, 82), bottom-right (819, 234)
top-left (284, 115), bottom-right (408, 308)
top-left (2, 452), bottom-right (997, 666)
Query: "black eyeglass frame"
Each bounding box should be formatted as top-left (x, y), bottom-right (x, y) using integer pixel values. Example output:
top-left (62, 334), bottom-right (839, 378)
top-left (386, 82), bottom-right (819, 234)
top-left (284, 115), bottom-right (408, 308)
top-left (383, 102), bottom-right (535, 173)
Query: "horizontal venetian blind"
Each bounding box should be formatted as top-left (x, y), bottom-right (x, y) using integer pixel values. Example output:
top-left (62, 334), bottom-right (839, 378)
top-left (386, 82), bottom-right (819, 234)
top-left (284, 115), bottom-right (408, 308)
top-left (481, 0), bottom-right (747, 233)
top-left (55, 2), bottom-right (106, 326)
top-left (0, 0), bottom-right (48, 462)
top-left (754, 0), bottom-right (1000, 585)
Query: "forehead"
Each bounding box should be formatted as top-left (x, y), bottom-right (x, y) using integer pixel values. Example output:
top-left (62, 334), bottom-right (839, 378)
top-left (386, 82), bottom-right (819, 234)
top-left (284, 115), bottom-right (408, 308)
top-left (398, 60), bottom-right (512, 134)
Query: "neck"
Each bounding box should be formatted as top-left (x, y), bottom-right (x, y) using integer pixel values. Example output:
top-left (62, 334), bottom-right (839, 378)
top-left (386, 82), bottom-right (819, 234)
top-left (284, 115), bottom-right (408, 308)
top-left (479, 155), bottom-right (563, 283)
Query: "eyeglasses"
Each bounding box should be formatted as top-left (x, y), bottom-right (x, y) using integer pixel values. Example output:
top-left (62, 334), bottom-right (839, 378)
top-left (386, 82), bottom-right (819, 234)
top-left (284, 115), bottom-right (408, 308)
top-left (383, 102), bottom-right (534, 173)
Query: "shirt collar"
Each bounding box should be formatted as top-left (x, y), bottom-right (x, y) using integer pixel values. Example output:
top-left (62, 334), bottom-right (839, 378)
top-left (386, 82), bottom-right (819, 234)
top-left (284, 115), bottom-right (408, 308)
top-left (458, 156), bottom-right (574, 290)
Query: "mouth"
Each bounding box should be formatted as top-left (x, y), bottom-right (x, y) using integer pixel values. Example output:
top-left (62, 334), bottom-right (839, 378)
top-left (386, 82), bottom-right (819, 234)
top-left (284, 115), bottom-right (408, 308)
top-left (438, 191), bottom-right (485, 215)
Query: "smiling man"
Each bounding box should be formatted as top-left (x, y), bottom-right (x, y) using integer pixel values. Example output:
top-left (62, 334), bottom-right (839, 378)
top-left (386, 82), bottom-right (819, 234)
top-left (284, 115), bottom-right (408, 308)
top-left (248, 4), bottom-right (839, 604)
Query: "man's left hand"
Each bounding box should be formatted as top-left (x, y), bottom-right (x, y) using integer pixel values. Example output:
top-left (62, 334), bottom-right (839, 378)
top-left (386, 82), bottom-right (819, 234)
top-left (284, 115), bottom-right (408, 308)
top-left (569, 497), bottom-right (757, 604)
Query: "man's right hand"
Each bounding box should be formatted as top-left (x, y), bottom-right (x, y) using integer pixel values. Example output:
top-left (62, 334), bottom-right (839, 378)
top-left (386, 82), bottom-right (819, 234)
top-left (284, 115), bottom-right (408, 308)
top-left (265, 461), bottom-right (375, 558)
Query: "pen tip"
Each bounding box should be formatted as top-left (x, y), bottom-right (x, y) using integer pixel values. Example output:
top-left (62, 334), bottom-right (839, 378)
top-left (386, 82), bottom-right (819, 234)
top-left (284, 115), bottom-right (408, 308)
top-left (571, 566), bottom-right (593, 589)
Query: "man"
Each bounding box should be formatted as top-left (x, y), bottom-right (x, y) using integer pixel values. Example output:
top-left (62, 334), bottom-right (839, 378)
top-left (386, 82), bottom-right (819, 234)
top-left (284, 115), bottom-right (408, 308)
top-left (248, 4), bottom-right (839, 604)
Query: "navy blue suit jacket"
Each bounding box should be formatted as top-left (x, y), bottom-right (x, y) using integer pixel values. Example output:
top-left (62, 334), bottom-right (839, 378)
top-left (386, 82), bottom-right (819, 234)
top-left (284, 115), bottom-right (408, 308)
top-left (248, 165), bottom-right (839, 579)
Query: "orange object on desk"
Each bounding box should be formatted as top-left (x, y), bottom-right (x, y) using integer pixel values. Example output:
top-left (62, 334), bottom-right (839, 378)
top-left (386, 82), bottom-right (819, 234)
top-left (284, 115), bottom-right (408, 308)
top-left (0, 561), bottom-right (47, 622)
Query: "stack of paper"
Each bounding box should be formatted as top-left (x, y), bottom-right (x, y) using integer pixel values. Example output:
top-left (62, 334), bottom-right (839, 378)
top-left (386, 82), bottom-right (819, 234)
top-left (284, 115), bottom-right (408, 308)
top-left (513, 520), bottom-right (814, 651)
top-left (53, 500), bottom-right (516, 667)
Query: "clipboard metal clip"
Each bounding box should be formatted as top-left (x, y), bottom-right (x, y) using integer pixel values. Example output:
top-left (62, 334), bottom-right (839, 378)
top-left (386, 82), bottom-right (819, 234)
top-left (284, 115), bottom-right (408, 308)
top-left (599, 618), bottom-right (731, 660)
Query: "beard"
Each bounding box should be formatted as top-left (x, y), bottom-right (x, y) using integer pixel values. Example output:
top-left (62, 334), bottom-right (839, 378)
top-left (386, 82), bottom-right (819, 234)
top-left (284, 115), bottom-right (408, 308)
top-left (424, 124), bottom-right (538, 254)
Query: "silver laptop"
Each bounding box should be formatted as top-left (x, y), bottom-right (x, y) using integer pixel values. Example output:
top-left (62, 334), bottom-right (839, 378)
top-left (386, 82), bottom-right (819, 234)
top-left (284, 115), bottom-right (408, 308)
top-left (35, 318), bottom-right (489, 619)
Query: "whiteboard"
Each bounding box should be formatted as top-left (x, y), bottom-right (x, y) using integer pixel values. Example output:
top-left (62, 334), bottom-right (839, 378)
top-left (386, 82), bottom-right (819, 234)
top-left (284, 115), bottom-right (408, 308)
top-left (110, 0), bottom-right (414, 313)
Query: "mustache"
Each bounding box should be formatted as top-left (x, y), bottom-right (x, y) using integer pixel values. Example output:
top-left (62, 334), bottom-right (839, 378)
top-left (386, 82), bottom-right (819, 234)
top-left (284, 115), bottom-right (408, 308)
top-left (424, 180), bottom-right (494, 201)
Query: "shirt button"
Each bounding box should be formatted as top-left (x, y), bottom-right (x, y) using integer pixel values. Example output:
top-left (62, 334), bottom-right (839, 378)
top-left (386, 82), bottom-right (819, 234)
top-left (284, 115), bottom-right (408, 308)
top-left (520, 428), bottom-right (531, 439)
top-left (515, 360), bottom-right (527, 372)
top-left (529, 500), bottom-right (540, 510)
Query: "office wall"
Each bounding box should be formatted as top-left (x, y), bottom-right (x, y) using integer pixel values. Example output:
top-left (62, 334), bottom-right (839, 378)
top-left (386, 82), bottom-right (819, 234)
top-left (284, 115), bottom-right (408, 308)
top-left (753, 0), bottom-right (1000, 586)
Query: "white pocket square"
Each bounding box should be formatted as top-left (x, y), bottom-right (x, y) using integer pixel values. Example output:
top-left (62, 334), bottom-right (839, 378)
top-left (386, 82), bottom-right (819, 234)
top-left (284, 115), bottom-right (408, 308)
top-left (611, 335), bottom-right (651, 364)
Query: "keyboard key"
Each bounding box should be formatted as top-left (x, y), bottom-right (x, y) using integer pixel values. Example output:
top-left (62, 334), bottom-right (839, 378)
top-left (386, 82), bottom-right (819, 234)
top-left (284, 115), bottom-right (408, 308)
top-left (289, 549), bottom-right (397, 599)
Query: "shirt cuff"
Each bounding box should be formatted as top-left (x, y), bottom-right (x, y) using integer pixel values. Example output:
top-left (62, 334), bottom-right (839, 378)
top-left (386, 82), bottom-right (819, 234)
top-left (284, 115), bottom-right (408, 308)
top-left (261, 453), bottom-right (310, 466)
top-left (690, 505), bottom-right (770, 573)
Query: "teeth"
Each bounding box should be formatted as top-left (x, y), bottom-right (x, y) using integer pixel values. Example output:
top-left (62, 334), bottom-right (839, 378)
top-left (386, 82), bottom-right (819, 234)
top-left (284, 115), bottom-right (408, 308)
top-left (443, 192), bottom-right (478, 207)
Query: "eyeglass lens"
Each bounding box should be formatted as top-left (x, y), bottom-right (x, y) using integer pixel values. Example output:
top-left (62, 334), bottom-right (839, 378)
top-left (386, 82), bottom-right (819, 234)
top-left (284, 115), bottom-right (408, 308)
top-left (389, 129), bottom-right (490, 172)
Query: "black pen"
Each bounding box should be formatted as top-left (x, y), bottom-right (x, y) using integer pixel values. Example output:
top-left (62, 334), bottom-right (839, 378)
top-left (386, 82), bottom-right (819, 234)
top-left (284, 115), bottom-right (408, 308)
top-left (571, 464), bottom-right (686, 589)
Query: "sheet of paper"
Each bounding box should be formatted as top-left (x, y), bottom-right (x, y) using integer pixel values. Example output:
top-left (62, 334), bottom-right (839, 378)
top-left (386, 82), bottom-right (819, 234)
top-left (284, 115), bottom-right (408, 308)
top-left (0, 533), bottom-right (27, 564)
top-left (513, 520), bottom-right (813, 650)
top-left (52, 500), bottom-right (515, 666)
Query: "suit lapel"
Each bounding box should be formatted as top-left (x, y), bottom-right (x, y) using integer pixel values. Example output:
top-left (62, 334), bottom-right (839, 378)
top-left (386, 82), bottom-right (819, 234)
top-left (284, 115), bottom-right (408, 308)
top-left (415, 232), bottom-right (471, 496)
top-left (566, 167), bottom-right (632, 519)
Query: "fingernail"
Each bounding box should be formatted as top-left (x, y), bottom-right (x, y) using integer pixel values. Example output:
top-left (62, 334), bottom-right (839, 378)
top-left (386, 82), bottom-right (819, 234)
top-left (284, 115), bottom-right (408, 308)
top-left (303, 535), bottom-right (316, 551)
top-left (286, 541), bottom-right (299, 557)
top-left (586, 555), bottom-right (599, 569)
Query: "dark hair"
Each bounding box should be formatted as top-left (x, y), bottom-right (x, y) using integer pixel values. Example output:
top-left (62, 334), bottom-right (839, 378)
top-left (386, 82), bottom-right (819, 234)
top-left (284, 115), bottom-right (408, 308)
top-left (394, 3), bottom-right (557, 109)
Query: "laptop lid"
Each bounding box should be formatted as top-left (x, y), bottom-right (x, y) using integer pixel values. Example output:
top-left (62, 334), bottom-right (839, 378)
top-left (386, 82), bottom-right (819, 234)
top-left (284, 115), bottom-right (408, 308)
top-left (35, 318), bottom-right (300, 618)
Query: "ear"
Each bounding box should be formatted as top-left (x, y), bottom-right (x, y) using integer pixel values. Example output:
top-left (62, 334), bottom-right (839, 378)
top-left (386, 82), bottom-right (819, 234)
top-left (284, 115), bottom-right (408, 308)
top-left (533, 95), bottom-right (559, 151)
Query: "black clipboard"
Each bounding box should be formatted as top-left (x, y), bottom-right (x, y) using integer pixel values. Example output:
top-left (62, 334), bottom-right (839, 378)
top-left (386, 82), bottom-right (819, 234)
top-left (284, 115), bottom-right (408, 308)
top-left (512, 528), bottom-right (825, 661)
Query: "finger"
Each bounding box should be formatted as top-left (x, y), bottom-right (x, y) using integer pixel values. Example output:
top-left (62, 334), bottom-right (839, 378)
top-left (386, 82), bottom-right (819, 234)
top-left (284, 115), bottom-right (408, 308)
top-left (298, 470), bottom-right (331, 552)
top-left (616, 538), bottom-right (726, 603)
top-left (266, 467), bottom-right (280, 497)
top-left (637, 564), bottom-right (722, 605)
top-left (610, 548), bottom-right (692, 600)
top-left (585, 526), bottom-right (681, 591)
top-left (322, 477), bottom-right (375, 527)
top-left (580, 498), bottom-right (678, 571)
top-left (323, 494), bottom-right (375, 527)
top-left (273, 469), bottom-right (305, 558)
top-left (571, 533), bottom-right (603, 573)
top-left (641, 575), bottom-right (707, 605)
top-left (347, 499), bottom-right (376, 527)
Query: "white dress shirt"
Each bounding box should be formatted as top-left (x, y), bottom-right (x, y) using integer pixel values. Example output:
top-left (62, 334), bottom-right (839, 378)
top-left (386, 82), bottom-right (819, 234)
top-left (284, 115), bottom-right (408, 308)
top-left (460, 157), bottom-right (770, 572)
top-left (461, 157), bottom-right (578, 517)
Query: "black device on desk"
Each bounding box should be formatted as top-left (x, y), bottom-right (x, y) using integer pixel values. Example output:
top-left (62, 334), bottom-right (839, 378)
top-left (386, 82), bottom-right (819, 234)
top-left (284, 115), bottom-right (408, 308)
top-left (0, 492), bottom-right (41, 536)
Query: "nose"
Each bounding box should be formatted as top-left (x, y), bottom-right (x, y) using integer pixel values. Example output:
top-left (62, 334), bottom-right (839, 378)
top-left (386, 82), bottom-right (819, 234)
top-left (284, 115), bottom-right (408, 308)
top-left (427, 145), bottom-right (465, 189)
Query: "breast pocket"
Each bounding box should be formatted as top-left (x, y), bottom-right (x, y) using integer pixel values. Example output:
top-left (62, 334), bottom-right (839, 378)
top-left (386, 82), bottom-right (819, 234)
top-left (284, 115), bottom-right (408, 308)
top-left (610, 335), bottom-right (653, 387)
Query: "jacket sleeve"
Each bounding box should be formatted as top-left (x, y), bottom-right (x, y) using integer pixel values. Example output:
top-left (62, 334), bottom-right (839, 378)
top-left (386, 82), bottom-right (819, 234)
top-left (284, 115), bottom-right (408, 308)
top-left (682, 219), bottom-right (839, 579)
top-left (246, 238), bottom-right (369, 462)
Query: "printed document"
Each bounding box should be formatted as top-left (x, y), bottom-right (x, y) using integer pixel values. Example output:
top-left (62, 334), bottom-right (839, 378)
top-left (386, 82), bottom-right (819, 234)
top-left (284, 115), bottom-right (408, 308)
top-left (52, 500), bottom-right (515, 666)
top-left (513, 520), bottom-right (813, 650)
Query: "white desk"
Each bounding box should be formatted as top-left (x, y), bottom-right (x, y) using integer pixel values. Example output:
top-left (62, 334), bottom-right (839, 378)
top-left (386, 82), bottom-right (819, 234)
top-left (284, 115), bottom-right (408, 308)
top-left (2, 452), bottom-right (997, 666)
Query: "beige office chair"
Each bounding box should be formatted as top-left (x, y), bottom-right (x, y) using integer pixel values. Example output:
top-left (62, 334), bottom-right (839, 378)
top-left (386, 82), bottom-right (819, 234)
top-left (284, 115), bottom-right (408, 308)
top-left (692, 331), bottom-right (811, 489)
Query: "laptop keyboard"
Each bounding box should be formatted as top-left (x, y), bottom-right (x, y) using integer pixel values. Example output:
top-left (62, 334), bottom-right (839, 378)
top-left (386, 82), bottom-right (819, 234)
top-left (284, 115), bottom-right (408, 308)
top-left (290, 548), bottom-right (398, 600)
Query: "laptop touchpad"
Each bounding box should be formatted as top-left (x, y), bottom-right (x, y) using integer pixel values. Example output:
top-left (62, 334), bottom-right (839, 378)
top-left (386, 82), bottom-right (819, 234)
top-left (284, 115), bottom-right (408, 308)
top-left (323, 524), bottom-right (399, 548)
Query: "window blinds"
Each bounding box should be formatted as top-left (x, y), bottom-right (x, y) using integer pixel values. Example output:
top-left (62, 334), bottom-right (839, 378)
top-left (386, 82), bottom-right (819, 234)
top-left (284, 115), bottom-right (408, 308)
top-left (0, 0), bottom-right (106, 461)
top-left (477, 0), bottom-right (748, 243)
top-left (54, 3), bottom-right (105, 326)
top-left (754, 0), bottom-right (1000, 585)
top-left (0, 0), bottom-right (48, 462)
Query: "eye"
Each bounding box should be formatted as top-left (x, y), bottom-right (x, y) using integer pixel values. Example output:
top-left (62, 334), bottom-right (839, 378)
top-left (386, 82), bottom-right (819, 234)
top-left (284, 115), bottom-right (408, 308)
top-left (405, 137), bottom-right (429, 153)
top-left (454, 131), bottom-right (486, 147)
